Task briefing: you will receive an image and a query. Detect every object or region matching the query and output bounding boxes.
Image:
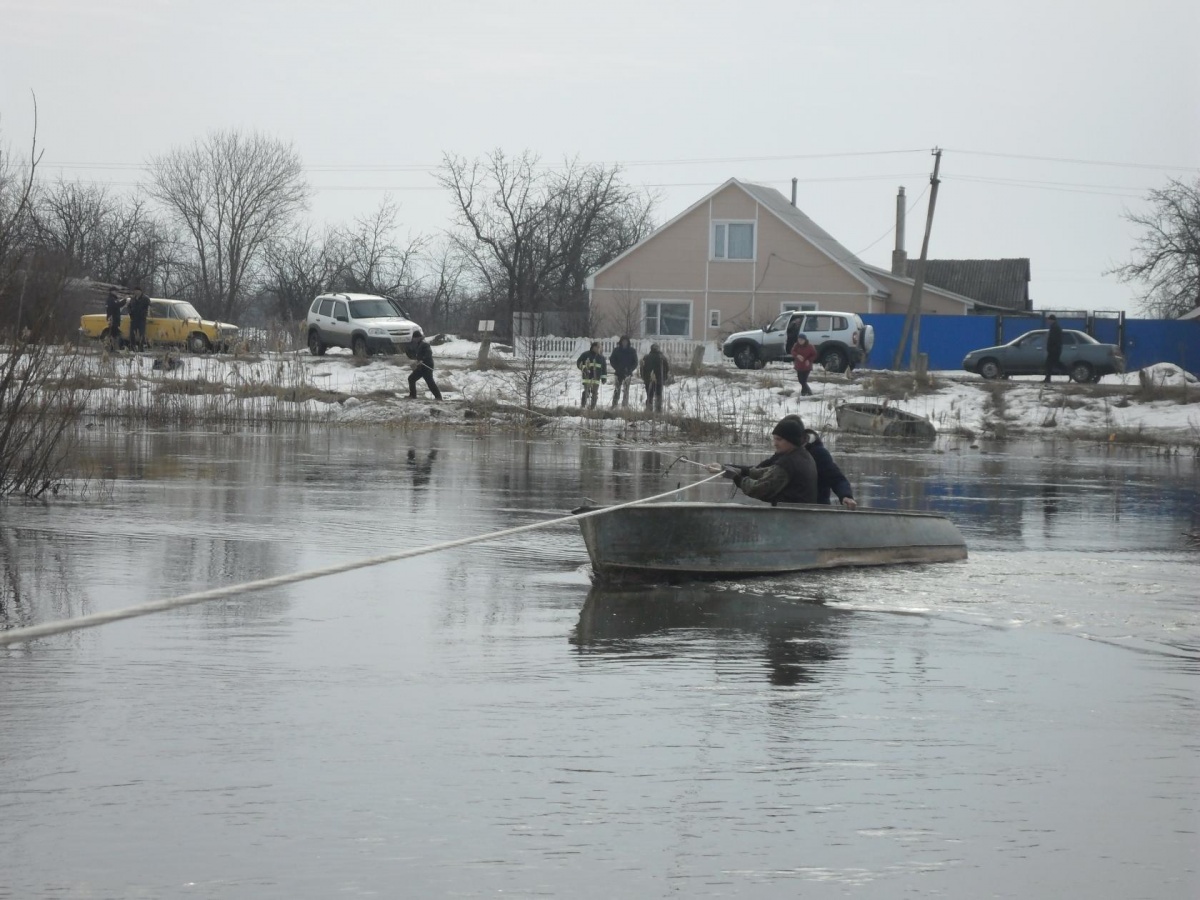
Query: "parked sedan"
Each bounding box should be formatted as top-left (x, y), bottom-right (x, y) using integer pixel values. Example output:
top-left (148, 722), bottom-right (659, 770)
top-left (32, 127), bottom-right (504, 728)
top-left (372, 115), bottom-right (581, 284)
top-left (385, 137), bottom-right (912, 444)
top-left (962, 329), bottom-right (1125, 383)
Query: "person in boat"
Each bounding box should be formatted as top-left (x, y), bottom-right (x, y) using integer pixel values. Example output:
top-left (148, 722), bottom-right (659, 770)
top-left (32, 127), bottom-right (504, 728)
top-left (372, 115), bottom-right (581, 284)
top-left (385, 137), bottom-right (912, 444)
top-left (708, 416), bottom-right (817, 504)
top-left (803, 426), bottom-right (857, 509)
top-left (773, 414), bottom-right (857, 508)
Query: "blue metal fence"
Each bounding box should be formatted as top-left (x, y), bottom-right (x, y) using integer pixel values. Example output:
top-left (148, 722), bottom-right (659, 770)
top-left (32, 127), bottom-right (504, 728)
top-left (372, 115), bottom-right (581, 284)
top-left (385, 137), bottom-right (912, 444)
top-left (863, 314), bottom-right (1200, 374)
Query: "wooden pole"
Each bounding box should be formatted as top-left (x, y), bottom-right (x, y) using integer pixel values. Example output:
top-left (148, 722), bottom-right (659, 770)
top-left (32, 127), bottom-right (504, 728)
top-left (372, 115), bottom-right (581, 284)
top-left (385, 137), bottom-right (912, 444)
top-left (892, 148), bottom-right (942, 370)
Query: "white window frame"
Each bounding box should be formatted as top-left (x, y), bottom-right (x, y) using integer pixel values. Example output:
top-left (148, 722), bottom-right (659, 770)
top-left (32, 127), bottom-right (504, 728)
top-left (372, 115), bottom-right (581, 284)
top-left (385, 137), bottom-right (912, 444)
top-left (711, 220), bottom-right (756, 261)
top-left (643, 299), bottom-right (693, 338)
top-left (781, 301), bottom-right (818, 313)
top-left (708, 309), bottom-right (721, 328)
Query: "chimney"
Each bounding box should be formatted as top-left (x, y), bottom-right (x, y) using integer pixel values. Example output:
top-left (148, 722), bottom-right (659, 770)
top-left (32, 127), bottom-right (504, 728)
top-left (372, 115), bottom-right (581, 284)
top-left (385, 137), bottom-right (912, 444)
top-left (891, 185), bottom-right (908, 275)
top-left (790, 177), bottom-right (797, 207)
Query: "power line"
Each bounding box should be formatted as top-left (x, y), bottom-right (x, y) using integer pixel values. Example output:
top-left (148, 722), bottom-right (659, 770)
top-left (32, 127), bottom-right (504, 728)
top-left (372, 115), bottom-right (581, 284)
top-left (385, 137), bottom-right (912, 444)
top-left (945, 148), bottom-right (1199, 172)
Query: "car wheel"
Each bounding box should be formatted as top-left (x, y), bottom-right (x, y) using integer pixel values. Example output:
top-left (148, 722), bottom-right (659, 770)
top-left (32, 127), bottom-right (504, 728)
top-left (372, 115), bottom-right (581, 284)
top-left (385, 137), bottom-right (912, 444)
top-left (187, 333), bottom-right (210, 354)
top-left (308, 330), bottom-right (326, 357)
top-left (821, 347), bottom-right (847, 373)
top-left (1069, 361), bottom-right (1094, 384)
top-left (1090, 373), bottom-right (1103, 383)
top-left (352, 335), bottom-right (370, 359)
top-left (733, 345), bottom-right (759, 370)
top-left (979, 358), bottom-right (1002, 380)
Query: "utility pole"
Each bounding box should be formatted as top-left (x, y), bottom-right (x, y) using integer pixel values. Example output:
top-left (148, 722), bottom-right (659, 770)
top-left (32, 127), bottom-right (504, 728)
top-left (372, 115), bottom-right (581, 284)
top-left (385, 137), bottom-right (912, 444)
top-left (892, 147), bottom-right (942, 370)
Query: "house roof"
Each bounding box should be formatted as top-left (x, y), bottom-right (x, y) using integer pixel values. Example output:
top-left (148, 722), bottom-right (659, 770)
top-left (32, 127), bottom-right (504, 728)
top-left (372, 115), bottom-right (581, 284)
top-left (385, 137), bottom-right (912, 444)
top-left (586, 178), bottom-right (888, 296)
top-left (737, 181), bottom-right (888, 296)
top-left (903, 258), bottom-right (1030, 311)
top-left (860, 264), bottom-right (981, 312)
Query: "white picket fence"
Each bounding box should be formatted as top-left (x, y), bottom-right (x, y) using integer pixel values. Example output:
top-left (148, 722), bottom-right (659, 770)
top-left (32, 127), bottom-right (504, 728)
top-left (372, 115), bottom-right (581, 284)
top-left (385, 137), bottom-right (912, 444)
top-left (513, 335), bottom-right (723, 365)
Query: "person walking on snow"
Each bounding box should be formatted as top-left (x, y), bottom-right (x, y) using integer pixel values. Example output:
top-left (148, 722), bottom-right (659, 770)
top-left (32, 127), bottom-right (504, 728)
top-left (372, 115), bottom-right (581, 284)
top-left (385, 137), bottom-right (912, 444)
top-left (576, 341), bottom-right (607, 409)
top-left (406, 331), bottom-right (442, 400)
top-left (790, 333), bottom-right (817, 396)
top-left (608, 336), bottom-right (638, 408)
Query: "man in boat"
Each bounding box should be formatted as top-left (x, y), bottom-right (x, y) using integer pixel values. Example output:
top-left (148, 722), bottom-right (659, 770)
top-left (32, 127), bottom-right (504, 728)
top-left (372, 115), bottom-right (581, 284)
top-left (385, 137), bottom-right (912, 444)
top-left (708, 416), bottom-right (818, 504)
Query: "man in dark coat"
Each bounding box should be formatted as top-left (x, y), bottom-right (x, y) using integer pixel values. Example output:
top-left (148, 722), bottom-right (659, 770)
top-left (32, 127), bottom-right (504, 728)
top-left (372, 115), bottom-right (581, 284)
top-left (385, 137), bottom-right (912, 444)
top-left (640, 343), bottom-right (670, 413)
top-left (608, 336), bottom-right (638, 408)
top-left (1044, 314), bottom-right (1063, 383)
top-left (105, 289), bottom-right (126, 350)
top-left (709, 416), bottom-right (818, 504)
top-left (128, 287), bottom-right (151, 351)
top-left (406, 331), bottom-right (442, 400)
top-left (803, 427), bottom-right (857, 508)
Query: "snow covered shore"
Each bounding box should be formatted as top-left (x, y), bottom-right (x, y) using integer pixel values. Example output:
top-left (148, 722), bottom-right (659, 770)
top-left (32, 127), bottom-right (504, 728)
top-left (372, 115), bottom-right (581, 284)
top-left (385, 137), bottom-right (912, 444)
top-left (72, 336), bottom-right (1200, 447)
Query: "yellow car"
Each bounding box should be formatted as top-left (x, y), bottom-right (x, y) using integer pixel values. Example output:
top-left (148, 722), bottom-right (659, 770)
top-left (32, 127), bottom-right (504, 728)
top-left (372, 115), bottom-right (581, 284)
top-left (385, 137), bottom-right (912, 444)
top-left (80, 298), bottom-right (239, 353)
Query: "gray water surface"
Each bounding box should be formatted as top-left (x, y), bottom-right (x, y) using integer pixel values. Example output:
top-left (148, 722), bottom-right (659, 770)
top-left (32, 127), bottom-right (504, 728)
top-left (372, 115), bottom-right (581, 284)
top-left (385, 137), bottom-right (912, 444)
top-left (1, 429), bottom-right (1197, 899)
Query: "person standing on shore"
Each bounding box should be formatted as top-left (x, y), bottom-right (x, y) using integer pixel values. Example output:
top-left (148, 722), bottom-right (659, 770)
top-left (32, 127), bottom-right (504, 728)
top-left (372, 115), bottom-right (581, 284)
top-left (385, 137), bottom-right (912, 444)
top-left (1044, 314), bottom-right (1063, 383)
top-left (640, 343), bottom-right (670, 413)
top-left (128, 287), bottom-right (150, 351)
top-left (104, 289), bottom-right (127, 350)
top-left (406, 330), bottom-right (442, 400)
top-left (608, 336), bottom-right (638, 408)
top-left (576, 341), bottom-right (607, 409)
top-left (790, 333), bottom-right (817, 397)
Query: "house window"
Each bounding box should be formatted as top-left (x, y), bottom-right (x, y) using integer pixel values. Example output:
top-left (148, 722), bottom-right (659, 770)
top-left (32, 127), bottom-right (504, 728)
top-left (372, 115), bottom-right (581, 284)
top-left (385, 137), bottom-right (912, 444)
top-left (708, 309), bottom-right (721, 328)
top-left (644, 300), bottom-right (692, 338)
top-left (781, 302), bottom-right (818, 313)
top-left (712, 221), bottom-right (755, 260)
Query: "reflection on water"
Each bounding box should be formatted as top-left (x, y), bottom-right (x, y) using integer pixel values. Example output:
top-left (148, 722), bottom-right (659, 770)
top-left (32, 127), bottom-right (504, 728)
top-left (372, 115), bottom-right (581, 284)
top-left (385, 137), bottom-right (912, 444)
top-left (1, 429), bottom-right (1198, 899)
top-left (574, 586), bottom-right (849, 686)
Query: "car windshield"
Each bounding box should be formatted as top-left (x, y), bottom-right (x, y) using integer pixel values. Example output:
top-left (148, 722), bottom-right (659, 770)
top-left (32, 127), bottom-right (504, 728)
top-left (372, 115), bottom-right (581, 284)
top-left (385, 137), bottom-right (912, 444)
top-left (349, 299), bottom-right (401, 319)
top-left (173, 302), bottom-right (202, 320)
top-left (767, 313), bottom-right (791, 333)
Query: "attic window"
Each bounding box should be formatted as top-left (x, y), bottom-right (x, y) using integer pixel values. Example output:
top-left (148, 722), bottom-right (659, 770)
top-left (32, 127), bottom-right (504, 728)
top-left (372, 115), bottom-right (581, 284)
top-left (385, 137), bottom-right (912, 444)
top-left (712, 221), bottom-right (755, 260)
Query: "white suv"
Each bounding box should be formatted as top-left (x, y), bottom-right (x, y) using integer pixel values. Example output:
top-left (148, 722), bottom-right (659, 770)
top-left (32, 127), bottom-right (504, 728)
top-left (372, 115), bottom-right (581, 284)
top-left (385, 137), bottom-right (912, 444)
top-left (722, 310), bottom-right (874, 373)
top-left (305, 293), bottom-right (420, 357)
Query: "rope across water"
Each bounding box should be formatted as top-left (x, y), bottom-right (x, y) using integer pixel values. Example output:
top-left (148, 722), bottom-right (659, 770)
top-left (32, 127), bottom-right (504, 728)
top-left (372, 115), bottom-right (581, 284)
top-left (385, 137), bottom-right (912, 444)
top-left (0, 471), bottom-right (722, 647)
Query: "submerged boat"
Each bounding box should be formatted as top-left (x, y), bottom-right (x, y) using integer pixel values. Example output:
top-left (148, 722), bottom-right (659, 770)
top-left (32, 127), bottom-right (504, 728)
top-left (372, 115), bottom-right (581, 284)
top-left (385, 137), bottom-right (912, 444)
top-left (835, 402), bottom-right (936, 440)
top-left (575, 501), bottom-right (967, 584)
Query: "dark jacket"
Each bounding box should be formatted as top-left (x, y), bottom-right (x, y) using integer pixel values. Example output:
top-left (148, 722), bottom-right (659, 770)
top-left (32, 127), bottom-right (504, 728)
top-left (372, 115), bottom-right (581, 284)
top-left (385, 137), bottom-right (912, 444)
top-left (105, 292), bottom-right (125, 322)
top-left (728, 447), bottom-right (818, 504)
top-left (804, 431), bottom-right (853, 504)
top-left (1047, 321), bottom-right (1063, 353)
top-left (610, 344), bottom-right (638, 378)
top-left (408, 337), bottom-right (434, 370)
top-left (129, 293), bottom-right (150, 321)
top-left (640, 349), bottom-right (669, 385)
top-left (576, 350), bottom-right (607, 383)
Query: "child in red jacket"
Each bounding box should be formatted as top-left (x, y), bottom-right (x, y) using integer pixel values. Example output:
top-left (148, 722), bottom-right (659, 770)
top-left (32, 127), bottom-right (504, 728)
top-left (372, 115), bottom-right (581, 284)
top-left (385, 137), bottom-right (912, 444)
top-left (790, 334), bottom-right (817, 396)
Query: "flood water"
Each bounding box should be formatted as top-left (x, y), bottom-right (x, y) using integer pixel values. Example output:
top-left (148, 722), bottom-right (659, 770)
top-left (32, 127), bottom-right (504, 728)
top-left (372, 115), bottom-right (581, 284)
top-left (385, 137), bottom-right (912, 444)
top-left (1, 427), bottom-right (1198, 899)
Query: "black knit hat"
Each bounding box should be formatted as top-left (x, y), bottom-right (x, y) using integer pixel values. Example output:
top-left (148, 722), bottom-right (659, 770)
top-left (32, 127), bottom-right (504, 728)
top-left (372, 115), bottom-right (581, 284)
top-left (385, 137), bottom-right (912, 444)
top-left (772, 417), bottom-right (805, 447)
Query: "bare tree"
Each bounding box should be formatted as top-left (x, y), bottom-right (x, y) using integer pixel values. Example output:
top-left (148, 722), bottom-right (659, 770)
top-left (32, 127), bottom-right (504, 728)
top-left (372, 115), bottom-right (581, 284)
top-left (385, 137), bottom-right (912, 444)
top-left (1110, 176), bottom-right (1200, 318)
top-left (262, 223), bottom-right (345, 321)
top-left (337, 197), bottom-right (426, 299)
top-left (437, 150), bottom-right (654, 339)
top-left (148, 129), bottom-right (310, 322)
top-left (34, 182), bottom-right (180, 289)
top-left (419, 237), bottom-right (467, 332)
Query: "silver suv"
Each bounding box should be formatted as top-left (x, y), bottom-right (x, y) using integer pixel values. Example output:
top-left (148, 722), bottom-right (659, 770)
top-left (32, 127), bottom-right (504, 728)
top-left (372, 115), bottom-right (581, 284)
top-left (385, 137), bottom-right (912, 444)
top-left (722, 310), bottom-right (874, 372)
top-left (305, 293), bottom-right (420, 357)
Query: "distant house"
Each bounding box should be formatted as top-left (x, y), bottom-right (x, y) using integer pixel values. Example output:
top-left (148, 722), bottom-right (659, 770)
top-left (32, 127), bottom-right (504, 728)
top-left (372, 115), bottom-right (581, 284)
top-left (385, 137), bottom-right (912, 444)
top-left (586, 178), bottom-right (978, 343)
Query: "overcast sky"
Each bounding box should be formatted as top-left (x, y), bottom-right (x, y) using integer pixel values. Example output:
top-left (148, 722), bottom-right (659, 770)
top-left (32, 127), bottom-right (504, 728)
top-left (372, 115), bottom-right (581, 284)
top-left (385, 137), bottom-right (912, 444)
top-left (3, 0), bottom-right (1198, 314)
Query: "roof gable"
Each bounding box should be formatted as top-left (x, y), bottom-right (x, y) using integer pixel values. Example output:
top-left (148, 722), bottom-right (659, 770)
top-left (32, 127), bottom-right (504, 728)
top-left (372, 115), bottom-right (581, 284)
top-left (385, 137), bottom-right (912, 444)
top-left (587, 178), bottom-right (888, 296)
